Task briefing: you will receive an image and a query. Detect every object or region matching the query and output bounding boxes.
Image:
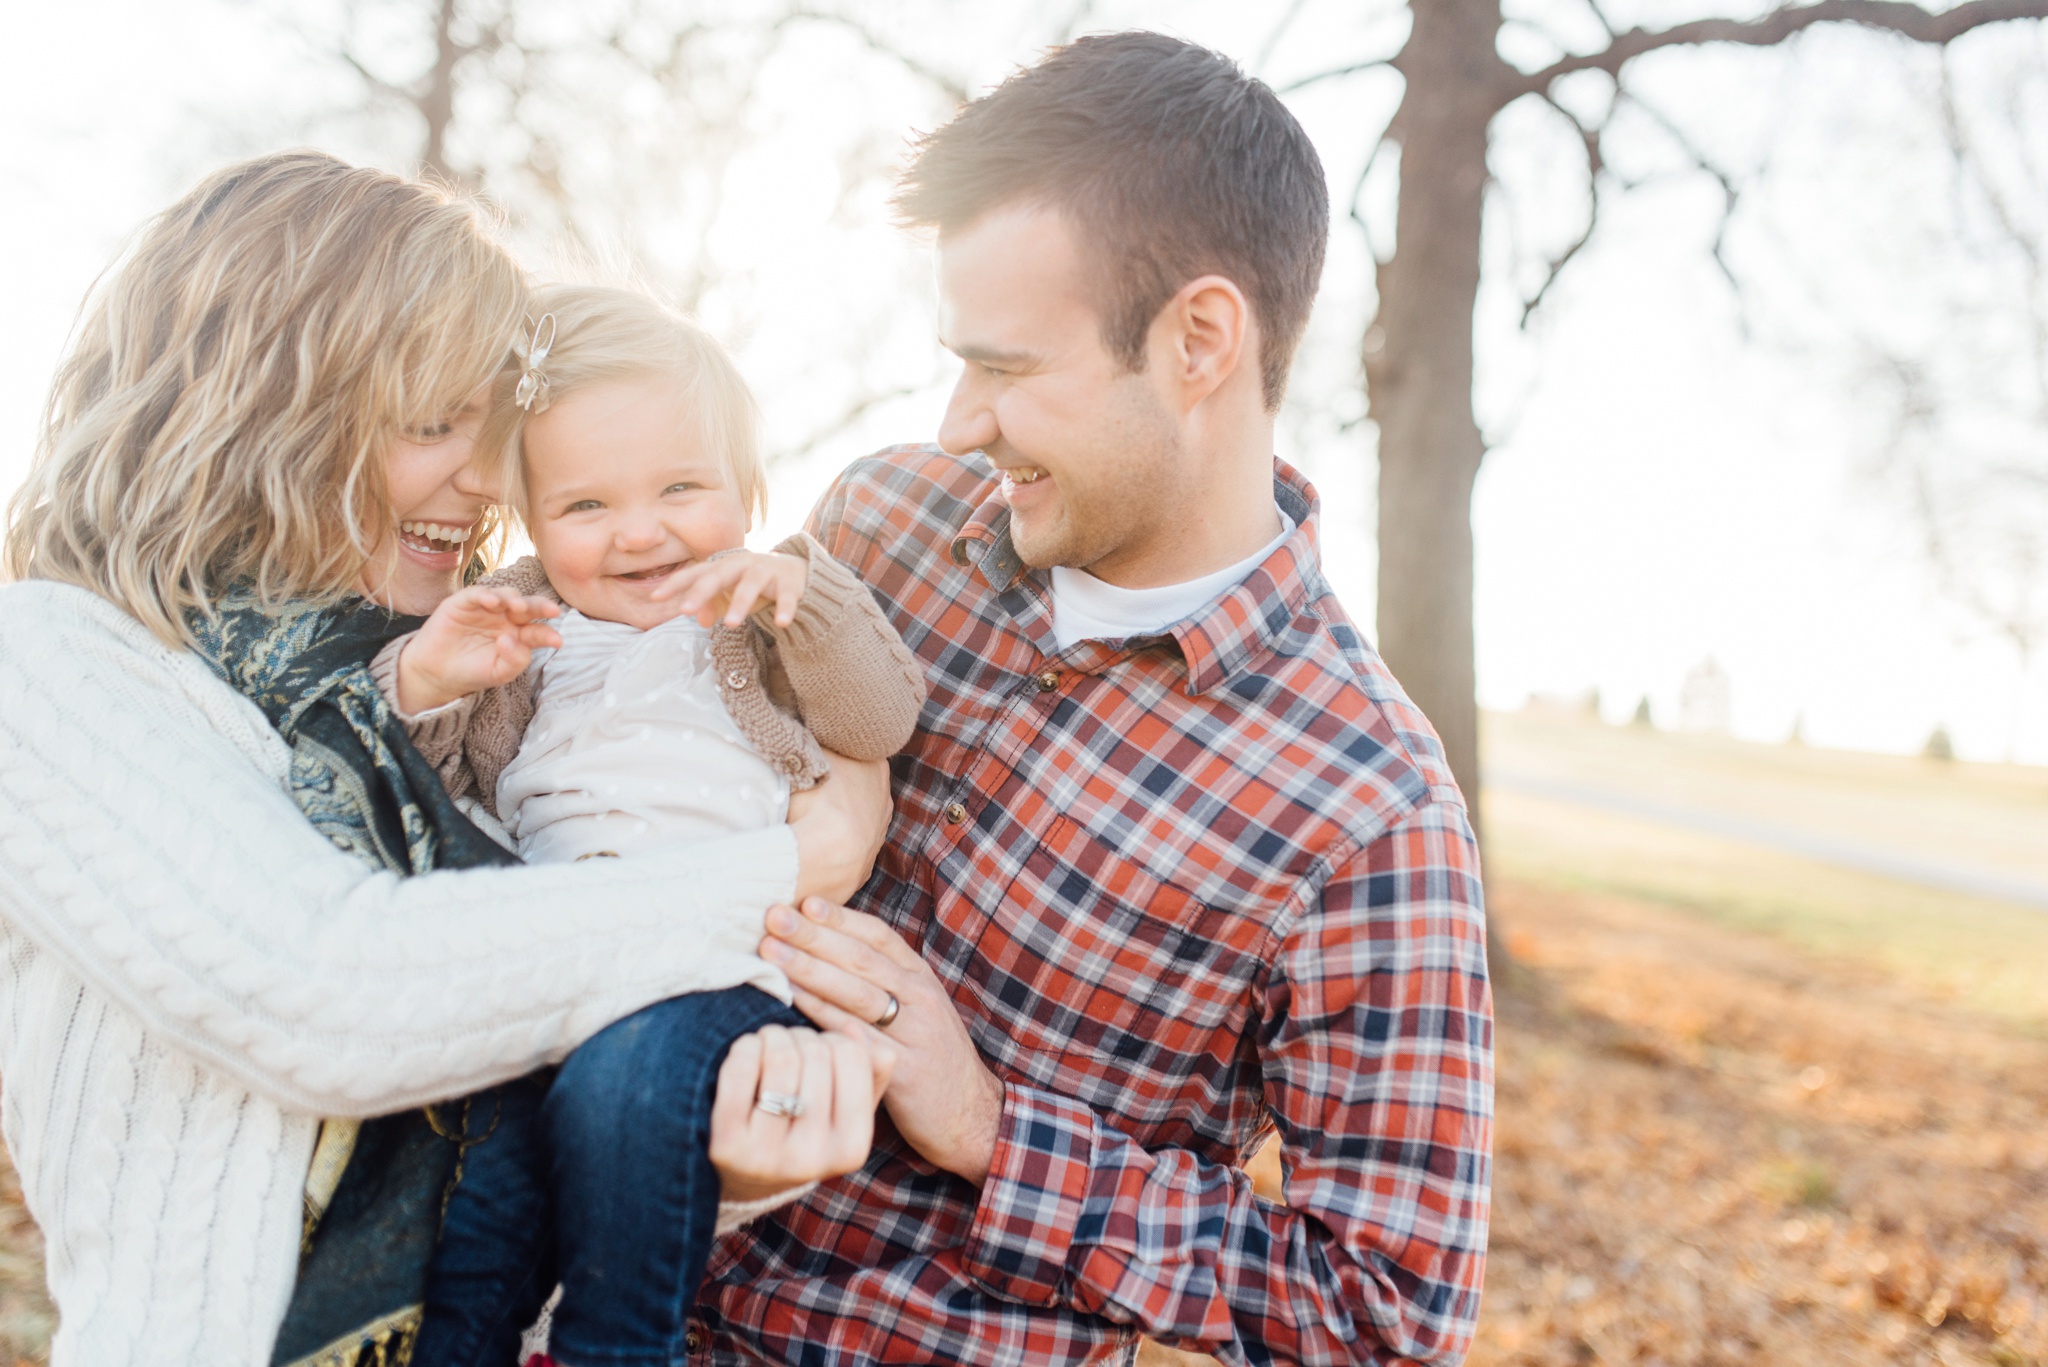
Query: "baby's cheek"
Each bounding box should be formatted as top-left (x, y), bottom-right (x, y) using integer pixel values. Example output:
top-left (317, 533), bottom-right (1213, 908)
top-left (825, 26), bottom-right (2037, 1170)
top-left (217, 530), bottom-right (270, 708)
top-left (685, 498), bottom-right (751, 556)
top-left (532, 526), bottom-right (605, 602)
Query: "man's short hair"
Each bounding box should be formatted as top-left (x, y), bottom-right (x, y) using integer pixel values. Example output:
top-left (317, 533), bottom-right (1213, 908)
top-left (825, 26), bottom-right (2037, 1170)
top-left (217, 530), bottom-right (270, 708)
top-left (895, 31), bottom-right (1329, 411)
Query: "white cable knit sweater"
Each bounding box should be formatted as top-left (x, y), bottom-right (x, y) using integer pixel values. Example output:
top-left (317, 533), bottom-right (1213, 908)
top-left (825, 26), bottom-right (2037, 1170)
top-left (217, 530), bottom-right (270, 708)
top-left (0, 582), bottom-right (801, 1366)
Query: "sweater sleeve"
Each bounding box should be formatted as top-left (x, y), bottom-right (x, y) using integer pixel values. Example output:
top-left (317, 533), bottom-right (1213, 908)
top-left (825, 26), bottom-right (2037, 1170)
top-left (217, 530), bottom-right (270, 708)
top-left (0, 584), bottom-right (797, 1119)
top-left (368, 633), bottom-right (534, 820)
top-left (760, 532), bottom-right (927, 761)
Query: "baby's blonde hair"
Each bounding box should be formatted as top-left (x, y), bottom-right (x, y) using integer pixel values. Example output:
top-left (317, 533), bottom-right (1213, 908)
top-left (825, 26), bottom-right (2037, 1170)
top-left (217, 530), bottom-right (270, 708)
top-left (2, 150), bottom-right (529, 643)
top-left (503, 284), bottom-right (765, 527)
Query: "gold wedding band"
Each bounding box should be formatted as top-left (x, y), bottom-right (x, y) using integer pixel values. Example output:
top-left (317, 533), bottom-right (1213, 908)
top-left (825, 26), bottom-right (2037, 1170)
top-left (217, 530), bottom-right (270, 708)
top-left (873, 991), bottom-right (902, 1030)
top-left (755, 1090), bottom-right (806, 1119)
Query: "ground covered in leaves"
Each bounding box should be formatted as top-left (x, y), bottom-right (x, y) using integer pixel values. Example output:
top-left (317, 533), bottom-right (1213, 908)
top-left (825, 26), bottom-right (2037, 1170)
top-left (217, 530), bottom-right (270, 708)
top-left (1466, 880), bottom-right (2046, 1367)
top-left (0, 874), bottom-right (2042, 1364)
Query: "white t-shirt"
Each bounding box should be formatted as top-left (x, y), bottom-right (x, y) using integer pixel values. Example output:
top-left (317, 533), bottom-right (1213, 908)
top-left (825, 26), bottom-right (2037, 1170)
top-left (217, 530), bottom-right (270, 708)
top-left (496, 609), bottom-right (791, 866)
top-left (1049, 508), bottom-right (1297, 650)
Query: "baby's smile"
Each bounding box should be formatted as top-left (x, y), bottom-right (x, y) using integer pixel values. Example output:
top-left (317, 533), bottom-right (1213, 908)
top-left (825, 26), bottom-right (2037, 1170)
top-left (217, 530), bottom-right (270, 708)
top-left (611, 560), bottom-right (688, 583)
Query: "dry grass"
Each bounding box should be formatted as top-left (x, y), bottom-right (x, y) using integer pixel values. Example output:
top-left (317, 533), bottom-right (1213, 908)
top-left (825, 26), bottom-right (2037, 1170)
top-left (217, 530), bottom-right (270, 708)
top-left (1472, 879), bottom-right (2047, 1367)
top-left (0, 1141), bottom-right (51, 1363)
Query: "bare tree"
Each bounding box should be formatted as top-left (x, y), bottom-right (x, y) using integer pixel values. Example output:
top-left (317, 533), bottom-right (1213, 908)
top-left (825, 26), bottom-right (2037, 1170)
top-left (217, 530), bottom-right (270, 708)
top-left (278, 0), bottom-right (989, 458)
top-left (1273, 0), bottom-right (2048, 890)
top-left (1856, 49), bottom-right (2048, 755)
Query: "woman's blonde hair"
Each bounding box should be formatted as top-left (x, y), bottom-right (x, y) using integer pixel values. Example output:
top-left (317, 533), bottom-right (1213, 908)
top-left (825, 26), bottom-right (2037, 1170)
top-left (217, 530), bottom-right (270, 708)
top-left (2, 150), bottom-right (530, 643)
top-left (502, 283), bottom-right (765, 527)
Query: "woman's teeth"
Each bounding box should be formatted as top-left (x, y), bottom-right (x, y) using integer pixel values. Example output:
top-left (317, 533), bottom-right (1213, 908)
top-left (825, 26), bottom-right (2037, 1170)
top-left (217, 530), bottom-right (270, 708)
top-left (398, 521), bottom-right (473, 549)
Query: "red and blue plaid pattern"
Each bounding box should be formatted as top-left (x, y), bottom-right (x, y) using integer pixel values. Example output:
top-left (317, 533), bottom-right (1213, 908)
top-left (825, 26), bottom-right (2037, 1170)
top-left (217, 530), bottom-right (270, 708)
top-left (696, 447), bottom-right (1492, 1365)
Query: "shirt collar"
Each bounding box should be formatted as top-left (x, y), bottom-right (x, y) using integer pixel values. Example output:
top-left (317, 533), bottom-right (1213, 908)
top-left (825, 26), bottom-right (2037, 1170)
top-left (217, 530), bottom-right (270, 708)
top-left (950, 458), bottom-right (1324, 696)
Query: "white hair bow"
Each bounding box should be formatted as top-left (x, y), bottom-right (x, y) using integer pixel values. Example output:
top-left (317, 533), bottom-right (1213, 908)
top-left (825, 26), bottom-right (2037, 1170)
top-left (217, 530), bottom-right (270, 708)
top-left (514, 313), bottom-right (556, 414)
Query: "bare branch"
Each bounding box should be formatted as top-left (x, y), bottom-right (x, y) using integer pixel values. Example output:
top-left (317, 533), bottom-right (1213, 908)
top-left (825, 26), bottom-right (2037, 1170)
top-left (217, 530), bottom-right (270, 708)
top-left (1620, 89), bottom-right (1746, 299)
top-left (1344, 102), bottom-right (1404, 264)
top-left (1280, 56), bottom-right (1395, 95)
top-left (1517, 0), bottom-right (2048, 94)
top-left (777, 7), bottom-right (970, 104)
top-left (1054, 0), bottom-right (1100, 45)
top-left (1257, 0), bottom-right (1314, 74)
top-left (1938, 52), bottom-right (2048, 418)
top-left (1582, 0), bottom-right (1622, 42)
top-left (1519, 93), bottom-right (1607, 324)
top-left (774, 373), bottom-right (948, 465)
top-left (335, 48), bottom-right (415, 105)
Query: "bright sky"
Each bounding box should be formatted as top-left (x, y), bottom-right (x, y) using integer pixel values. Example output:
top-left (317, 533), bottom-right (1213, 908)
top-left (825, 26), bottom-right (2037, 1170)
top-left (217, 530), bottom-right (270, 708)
top-left (3, 0), bottom-right (2043, 764)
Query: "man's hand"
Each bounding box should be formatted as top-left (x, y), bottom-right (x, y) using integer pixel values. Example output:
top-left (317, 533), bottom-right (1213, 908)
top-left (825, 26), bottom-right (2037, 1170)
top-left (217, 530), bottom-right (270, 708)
top-left (762, 897), bottom-right (1004, 1186)
top-left (395, 586), bottom-right (562, 715)
top-left (654, 550), bottom-right (809, 629)
top-left (786, 752), bottom-right (892, 906)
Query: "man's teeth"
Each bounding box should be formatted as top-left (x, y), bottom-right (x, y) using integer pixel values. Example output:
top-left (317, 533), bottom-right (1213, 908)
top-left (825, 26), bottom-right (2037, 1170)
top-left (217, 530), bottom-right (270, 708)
top-left (1011, 468), bottom-right (1044, 484)
top-left (399, 521), bottom-right (472, 545)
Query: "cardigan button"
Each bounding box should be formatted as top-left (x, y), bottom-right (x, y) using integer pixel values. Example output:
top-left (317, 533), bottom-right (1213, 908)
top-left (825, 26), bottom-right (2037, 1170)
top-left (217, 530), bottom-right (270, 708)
top-left (943, 801), bottom-right (968, 825)
top-left (726, 670), bottom-right (749, 690)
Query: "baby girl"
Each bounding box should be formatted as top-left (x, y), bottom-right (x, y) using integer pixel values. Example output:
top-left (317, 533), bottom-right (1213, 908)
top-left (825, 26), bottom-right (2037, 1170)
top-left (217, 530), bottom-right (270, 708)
top-left (374, 284), bottom-right (925, 1365)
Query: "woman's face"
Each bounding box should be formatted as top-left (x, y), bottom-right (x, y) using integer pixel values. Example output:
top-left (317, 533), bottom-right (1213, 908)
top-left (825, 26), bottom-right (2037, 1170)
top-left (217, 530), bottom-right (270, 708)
top-left (359, 396), bottom-right (499, 616)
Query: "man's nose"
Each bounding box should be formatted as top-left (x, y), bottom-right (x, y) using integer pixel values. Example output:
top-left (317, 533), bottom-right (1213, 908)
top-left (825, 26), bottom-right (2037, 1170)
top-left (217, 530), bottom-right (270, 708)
top-left (936, 369), bottom-right (1000, 457)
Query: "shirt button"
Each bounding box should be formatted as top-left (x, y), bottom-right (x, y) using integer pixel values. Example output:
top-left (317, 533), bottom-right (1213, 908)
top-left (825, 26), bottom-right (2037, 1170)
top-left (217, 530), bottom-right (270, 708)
top-left (1037, 669), bottom-right (1061, 691)
top-left (685, 1327), bottom-right (704, 1354)
top-left (943, 801), bottom-right (968, 825)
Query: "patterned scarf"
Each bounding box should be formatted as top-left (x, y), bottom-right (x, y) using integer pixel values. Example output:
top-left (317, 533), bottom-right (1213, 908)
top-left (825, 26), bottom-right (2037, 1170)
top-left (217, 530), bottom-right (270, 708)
top-left (188, 591), bottom-right (518, 1367)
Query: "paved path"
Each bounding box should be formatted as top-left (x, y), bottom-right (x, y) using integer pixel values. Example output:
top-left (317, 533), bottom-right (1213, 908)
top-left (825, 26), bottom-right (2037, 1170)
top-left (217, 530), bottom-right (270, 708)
top-left (1490, 767), bottom-right (2048, 913)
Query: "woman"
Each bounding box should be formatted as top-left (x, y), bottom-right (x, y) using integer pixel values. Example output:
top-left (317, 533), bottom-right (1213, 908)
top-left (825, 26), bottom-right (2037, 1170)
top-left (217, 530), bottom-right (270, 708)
top-left (0, 151), bottom-right (891, 1366)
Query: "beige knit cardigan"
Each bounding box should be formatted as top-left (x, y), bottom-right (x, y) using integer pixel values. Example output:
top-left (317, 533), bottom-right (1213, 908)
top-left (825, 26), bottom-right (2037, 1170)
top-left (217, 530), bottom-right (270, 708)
top-left (371, 532), bottom-right (926, 820)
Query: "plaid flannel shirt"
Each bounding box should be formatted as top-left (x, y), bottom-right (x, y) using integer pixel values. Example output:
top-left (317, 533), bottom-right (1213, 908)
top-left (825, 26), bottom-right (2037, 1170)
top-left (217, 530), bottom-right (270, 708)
top-left (695, 447), bottom-right (1492, 1366)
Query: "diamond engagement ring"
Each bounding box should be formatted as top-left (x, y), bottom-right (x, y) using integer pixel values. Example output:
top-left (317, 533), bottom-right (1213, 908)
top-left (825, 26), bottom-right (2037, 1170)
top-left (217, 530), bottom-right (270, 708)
top-left (755, 1090), bottom-right (806, 1120)
top-left (872, 991), bottom-right (902, 1029)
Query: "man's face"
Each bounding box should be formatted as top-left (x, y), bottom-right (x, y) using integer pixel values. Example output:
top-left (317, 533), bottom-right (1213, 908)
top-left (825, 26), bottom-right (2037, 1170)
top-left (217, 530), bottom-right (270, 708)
top-left (935, 203), bottom-right (1180, 582)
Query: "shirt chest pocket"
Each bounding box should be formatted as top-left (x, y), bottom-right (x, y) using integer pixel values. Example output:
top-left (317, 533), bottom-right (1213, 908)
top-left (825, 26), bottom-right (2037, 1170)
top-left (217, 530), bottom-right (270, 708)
top-left (935, 812), bottom-right (1269, 1126)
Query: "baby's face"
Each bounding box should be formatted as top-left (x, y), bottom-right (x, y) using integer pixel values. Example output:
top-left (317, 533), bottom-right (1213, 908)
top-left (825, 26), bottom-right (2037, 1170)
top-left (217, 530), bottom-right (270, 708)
top-left (522, 376), bottom-right (749, 629)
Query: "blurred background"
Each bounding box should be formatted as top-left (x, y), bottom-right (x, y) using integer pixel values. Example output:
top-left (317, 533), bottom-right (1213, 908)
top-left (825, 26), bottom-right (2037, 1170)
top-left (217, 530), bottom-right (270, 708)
top-left (2, 1), bottom-right (2045, 1363)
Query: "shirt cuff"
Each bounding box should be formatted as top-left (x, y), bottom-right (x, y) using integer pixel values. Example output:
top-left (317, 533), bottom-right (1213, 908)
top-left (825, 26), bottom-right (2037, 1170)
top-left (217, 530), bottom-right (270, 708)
top-left (367, 633), bottom-right (476, 730)
top-left (959, 1082), bottom-right (1098, 1307)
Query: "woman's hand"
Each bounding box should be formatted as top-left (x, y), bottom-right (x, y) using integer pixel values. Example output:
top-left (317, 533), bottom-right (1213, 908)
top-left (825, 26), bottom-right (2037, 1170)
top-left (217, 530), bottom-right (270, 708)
top-left (709, 1022), bottom-right (896, 1205)
top-left (787, 751), bottom-right (892, 905)
top-left (395, 586), bottom-right (561, 714)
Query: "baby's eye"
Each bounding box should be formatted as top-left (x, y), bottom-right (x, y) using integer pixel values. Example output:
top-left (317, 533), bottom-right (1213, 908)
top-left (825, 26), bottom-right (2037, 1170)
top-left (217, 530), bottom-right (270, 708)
top-left (564, 499), bottom-right (603, 513)
top-left (662, 482), bottom-right (702, 496)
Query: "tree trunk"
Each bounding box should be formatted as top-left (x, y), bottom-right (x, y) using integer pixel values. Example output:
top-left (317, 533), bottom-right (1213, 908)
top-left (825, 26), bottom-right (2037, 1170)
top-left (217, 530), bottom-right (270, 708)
top-left (419, 0), bottom-right (464, 182)
top-left (1369, 0), bottom-right (1514, 946)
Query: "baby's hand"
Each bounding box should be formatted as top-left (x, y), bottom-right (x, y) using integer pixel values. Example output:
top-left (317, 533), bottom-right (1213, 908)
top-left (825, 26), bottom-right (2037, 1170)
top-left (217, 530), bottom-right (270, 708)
top-left (395, 587), bottom-right (563, 715)
top-left (655, 551), bottom-right (809, 630)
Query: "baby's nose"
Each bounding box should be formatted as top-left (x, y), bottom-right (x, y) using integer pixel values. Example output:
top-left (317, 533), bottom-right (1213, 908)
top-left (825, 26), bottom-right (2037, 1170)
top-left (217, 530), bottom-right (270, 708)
top-left (614, 518), bottom-right (668, 549)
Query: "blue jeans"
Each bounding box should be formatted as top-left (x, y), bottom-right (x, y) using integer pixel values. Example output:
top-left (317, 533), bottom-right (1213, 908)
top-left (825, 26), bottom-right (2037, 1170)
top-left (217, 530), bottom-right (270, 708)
top-left (413, 986), bottom-right (806, 1367)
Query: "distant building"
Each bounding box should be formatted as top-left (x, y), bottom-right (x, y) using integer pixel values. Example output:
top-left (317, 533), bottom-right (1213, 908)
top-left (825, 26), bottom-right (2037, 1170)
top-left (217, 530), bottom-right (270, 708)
top-left (1679, 657), bottom-right (1731, 734)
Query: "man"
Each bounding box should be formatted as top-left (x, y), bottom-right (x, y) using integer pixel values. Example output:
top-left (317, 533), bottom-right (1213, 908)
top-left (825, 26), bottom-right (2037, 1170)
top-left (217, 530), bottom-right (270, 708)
top-left (700, 32), bottom-right (1492, 1366)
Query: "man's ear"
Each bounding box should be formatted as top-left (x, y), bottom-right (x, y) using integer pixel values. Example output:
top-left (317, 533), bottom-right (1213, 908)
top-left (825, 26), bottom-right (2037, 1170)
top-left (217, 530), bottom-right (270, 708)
top-left (1152, 274), bottom-right (1251, 411)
